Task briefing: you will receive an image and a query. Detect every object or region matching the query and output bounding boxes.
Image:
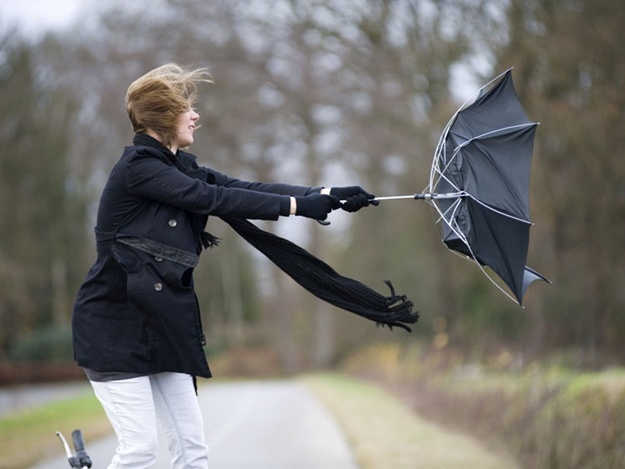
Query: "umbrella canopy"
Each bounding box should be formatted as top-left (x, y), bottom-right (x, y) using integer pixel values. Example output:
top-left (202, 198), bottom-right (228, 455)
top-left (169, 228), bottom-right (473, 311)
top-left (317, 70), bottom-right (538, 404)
top-left (430, 69), bottom-right (549, 304)
top-left (376, 69), bottom-right (549, 305)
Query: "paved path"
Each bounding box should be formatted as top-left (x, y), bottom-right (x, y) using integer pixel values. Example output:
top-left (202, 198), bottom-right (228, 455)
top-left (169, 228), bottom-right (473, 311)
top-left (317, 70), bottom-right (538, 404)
top-left (0, 380), bottom-right (90, 417)
top-left (31, 380), bottom-right (358, 469)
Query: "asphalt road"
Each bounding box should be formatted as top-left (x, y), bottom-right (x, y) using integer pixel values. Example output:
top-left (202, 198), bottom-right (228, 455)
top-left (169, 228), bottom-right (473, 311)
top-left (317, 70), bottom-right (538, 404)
top-left (30, 380), bottom-right (359, 469)
top-left (0, 381), bottom-right (91, 418)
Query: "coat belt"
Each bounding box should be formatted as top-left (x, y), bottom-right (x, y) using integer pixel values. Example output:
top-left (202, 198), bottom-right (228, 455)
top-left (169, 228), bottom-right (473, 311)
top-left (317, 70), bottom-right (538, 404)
top-left (95, 228), bottom-right (199, 268)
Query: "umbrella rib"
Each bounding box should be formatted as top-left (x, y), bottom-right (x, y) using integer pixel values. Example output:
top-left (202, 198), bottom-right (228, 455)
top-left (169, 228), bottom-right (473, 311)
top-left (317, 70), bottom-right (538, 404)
top-left (449, 123), bottom-right (536, 165)
top-left (429, 121), bottom-right (456, 192)
top-left (428, 147), bottom-right (462, 197)
top-left (427, 68), bottom-right (514, 195)
top-left (435, 165), bottom-right (461, 192)
top-left (466, 194), bottom-right (532, 225)
top-left (432, 200), bottom-right (522, 305)
top-left (431, 196), bottom-right (464, 226)
top-left (444, 245), bottom-right (519, 305)
top-left (456, 68), bottom-right (514, 113)
top-left (429, 197), bottom-right (458, 230)
top-left (458, 123), bottom-right (537, 145)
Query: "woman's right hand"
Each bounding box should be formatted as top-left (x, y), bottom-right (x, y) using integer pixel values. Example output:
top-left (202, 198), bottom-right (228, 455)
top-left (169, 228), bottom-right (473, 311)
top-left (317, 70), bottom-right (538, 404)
top-left (293, 194), bottom-right (341, 220)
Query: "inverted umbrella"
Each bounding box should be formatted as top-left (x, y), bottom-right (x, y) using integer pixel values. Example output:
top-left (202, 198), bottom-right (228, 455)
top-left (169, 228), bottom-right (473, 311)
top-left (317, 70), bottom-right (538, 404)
top-left (376, 69), bottom-right (549, 305)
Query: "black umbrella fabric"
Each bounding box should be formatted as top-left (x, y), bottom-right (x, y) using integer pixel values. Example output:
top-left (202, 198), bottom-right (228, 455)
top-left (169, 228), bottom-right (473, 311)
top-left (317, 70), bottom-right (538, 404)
top-left (376, 69), bottom-right (549, 305)
top-left (433, 70), bottom-right (549, 304)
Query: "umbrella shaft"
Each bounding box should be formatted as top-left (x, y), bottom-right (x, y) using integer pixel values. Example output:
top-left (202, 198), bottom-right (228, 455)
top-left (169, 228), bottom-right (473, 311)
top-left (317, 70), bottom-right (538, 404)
top-left (373, 195), bottom-right (422, 201)
top-left (373, 193), bottom-right (464, 202)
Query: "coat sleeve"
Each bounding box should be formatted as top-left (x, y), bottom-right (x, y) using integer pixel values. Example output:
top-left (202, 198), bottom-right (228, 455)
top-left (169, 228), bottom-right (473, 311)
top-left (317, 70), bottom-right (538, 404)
top-left (125, 148), bottom-right (289, 220)
top-left (206, 167), bottom-right (321, 197)
top-left (177, 150), bottom-right (320, 196)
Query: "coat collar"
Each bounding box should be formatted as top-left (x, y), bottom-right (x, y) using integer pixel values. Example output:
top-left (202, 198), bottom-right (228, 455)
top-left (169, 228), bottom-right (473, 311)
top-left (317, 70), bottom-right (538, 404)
top-left (133, 133), bottom-right (195, 170)
top-left (133, 133), bottom-right (174, 155)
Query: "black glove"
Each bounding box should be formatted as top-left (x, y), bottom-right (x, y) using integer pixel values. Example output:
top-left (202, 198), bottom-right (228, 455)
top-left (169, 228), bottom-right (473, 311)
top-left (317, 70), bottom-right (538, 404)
top-left (295, 194), bottom-right (341, 220)
top-left (330, 186), bottom-right (379, 212)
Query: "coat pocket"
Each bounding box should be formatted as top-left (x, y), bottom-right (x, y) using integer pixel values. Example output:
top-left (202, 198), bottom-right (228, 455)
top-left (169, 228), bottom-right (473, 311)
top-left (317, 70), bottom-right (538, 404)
top-left (112, 236), bottom-right (199, 310)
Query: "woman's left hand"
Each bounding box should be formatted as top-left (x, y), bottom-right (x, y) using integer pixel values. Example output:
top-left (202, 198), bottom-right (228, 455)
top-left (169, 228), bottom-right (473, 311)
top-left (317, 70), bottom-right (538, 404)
top-left (329, 186), bottom-right (379, 212)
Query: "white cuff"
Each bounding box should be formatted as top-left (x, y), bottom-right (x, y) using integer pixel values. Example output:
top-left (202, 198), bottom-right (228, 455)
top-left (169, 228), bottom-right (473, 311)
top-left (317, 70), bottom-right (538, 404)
top-left (290, 197), bottom-right (297, 215)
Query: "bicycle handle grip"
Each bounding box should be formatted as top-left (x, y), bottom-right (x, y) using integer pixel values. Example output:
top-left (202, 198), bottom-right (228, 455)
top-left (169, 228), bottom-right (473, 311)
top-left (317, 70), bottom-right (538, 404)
top-left (71, 430), bottom-right (92, 468)
top-left (72, 430), bottom-right (86, 452)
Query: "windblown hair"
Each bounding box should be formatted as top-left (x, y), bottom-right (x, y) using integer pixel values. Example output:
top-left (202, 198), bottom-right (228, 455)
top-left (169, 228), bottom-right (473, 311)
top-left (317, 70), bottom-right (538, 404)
top-left (126, 64), bottom-right (212, 147)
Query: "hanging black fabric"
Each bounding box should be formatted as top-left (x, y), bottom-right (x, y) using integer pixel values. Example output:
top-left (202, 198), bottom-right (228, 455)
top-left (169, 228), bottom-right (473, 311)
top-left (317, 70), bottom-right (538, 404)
top-left (222, 216), bottom-right (418, 332)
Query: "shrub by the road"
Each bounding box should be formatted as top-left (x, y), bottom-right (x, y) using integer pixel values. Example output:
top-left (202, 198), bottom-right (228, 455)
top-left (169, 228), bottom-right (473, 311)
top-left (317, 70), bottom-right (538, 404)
top-left (343, 342), bottom-right (625, 469)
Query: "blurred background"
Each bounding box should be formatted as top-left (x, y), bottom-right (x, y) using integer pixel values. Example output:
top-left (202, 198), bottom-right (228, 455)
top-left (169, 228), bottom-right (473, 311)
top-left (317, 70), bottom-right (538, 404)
top-left (0, 0), bottom-right (623, 377)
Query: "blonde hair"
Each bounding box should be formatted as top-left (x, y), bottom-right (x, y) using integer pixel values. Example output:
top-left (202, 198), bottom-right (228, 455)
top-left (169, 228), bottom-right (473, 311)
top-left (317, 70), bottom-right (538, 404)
top-left (126, 64), bottom-right (213, 147)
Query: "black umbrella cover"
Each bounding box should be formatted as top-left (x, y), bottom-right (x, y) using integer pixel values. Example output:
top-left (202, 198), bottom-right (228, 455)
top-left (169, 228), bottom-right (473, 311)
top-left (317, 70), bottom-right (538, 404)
top-left (434, 70), bottom-right (548, 304)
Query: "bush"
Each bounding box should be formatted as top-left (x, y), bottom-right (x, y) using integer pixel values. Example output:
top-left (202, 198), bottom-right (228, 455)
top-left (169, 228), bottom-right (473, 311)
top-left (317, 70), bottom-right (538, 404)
top-left (8, 326), bottom-right (73, 362)
top-left (343, 342), bottom-right (625, 469)
top-left (517, 379), bottom-right (625, 469)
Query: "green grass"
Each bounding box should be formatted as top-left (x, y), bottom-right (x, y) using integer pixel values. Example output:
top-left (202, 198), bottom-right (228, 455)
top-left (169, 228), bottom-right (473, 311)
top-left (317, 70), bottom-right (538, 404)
top-left (303, 372), bottom-right (519, 469)
top-left (0, 392), bottom-right (110, 469)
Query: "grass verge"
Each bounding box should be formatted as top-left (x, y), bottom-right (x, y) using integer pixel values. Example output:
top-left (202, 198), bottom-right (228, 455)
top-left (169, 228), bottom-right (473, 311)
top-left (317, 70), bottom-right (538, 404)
top-left (341, 342), bottom-right (625, 469)
top-left (0, 391), bottom-right (110, 469)
top-left (303, 372), bottom-right (519, 469)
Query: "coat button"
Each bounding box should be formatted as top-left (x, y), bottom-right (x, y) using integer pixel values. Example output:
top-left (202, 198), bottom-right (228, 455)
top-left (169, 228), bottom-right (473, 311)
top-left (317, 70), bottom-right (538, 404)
top-left (154, 283), bottom-right (163, 291)
top-left (168, 219), bottom-right (177, 227)
top-left (155, 256), bottom-right (163, 262)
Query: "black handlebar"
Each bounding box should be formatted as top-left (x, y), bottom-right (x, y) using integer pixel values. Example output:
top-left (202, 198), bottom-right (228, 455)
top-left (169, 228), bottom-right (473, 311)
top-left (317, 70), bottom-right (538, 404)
top-left (72, 430), bottom-right (92, 468)
top-left (56, 429), bottom-right (92, 469)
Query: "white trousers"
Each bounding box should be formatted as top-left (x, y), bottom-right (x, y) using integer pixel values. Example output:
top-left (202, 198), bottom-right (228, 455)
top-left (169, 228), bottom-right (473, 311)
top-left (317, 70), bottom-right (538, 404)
top-left (90, 373), bottom-right (209, 469)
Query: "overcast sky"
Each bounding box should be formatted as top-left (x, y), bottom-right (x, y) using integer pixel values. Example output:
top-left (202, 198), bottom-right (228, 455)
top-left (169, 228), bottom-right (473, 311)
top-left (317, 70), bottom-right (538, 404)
top-left (0, 0), bottom-right (87, 36)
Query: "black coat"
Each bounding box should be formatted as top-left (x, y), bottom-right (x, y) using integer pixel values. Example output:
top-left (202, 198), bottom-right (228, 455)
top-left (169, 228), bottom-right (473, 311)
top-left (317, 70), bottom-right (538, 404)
top-left (72, 134), bottom-right (315, 378)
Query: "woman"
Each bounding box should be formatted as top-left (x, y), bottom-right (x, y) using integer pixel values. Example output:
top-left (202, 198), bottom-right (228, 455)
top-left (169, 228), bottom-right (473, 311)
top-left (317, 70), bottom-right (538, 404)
top-left (72, 63), bottom-right (375, 468)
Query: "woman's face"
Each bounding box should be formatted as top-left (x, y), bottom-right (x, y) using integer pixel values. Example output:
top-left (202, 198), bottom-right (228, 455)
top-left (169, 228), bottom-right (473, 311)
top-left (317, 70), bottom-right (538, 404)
top-left (172, 108), bottom-right (200, 152)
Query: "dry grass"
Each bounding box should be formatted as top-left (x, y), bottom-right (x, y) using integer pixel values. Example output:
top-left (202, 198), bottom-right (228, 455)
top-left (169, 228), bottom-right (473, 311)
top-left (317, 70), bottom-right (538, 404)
top-left (303, 372), bottom-right (519, 469)
top-left (339, 342), bottom-right (625, 469)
